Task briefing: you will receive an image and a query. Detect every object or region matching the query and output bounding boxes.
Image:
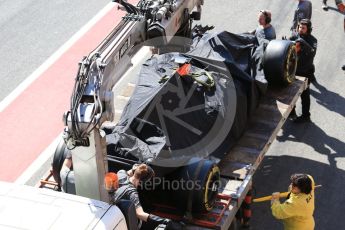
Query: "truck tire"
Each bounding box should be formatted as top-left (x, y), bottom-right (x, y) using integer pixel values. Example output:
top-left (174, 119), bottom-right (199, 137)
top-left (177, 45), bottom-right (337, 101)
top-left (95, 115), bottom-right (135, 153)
top-left (173, 159), bottom-right (221, 213)
top-left (52, 139), bottom-right (68, 186)
top-left (263, 40), bottom-right (297, 86)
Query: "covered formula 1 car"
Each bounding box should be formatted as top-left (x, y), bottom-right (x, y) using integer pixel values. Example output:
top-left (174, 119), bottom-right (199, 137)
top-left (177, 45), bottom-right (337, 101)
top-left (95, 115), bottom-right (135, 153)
top-left (104, 31), bottom-right (297, 212)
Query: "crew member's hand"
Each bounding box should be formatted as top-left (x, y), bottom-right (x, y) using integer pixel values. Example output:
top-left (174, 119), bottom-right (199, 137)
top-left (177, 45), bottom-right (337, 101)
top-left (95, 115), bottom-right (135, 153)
top-left (295, 42), bottom-right (301, 53)
top-left (270, 192), bottom-right (280, 205)
top-left (272, 192), bottom-right (280, 200)
top-left (147, 214), bottom-right (171, 226)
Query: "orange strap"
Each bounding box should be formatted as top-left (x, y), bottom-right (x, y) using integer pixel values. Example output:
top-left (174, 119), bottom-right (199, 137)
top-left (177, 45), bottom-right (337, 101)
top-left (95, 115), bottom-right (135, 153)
top-left (177, 63), bottom-right (191, 76)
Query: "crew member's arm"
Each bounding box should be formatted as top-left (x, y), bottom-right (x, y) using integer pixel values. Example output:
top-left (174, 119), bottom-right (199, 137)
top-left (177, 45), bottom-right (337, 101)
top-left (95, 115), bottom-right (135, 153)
top-left (135, 206), bottom-right (149, 221)
top-left (62, 158), bottom-right (72, 170)
top-left (295, 37), bottom-right (316, 55)
top-left (135, 206), bottom-right (170, 226)
top-left (129, 188), bottom-right (170, 224)
top-left (59, 151), bottom-right (76, 194)
top-left (271, 194), bottom-right (299, 219)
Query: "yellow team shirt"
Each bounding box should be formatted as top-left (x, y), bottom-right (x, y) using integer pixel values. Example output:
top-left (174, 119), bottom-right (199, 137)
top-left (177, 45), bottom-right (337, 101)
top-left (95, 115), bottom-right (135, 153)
top-left (271, 175), bottom-right (315, 230)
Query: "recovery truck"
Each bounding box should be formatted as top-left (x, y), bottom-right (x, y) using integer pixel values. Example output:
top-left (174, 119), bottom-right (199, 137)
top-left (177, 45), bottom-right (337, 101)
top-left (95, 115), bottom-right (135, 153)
top-left (0, 0), bottom-right (307, 229)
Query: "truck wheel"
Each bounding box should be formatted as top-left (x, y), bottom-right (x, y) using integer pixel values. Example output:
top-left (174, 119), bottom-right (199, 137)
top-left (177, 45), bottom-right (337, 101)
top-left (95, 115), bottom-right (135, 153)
top-left (263, 40), bottom-right (297, 86)
top-left (173, 160), bottom-right (221, 213)
top-left (52, 139), bottom-right (68, 186)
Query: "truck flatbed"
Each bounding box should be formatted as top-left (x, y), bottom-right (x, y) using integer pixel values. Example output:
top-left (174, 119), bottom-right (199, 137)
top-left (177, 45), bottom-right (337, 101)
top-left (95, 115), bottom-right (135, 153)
top-left (38, 45), bottom-right (307, 229)
top-left (113, 70), bottom-right (307, 229)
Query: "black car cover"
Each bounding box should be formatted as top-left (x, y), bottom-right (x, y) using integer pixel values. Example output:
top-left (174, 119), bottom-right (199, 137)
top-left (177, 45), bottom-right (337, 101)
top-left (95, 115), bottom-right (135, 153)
top-left (106, 31), bottom-right (268, 169)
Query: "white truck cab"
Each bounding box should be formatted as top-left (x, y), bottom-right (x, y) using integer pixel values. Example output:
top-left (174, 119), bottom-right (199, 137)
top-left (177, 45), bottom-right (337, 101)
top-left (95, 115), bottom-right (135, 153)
top-left (0, 181), bottom-right (129, 230)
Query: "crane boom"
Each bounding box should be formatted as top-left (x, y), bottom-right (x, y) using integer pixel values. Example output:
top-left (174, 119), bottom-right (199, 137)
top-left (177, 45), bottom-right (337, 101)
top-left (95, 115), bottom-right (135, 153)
top-left (61, 0), bottom-right (203, 201)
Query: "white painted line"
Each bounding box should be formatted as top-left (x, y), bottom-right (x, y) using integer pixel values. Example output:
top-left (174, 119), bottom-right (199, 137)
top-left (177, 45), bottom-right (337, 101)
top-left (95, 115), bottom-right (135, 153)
top-left (0, 2), bottom-right (115, 113)
top-left (15, 134), bottom-right (62, 186)
top-left (15, 45), bottom-right (152, 186)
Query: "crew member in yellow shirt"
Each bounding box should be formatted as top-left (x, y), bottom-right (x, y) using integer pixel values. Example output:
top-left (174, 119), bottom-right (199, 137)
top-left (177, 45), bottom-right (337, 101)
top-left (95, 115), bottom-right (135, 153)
top-left (271, 174), bottom-right (315, 230)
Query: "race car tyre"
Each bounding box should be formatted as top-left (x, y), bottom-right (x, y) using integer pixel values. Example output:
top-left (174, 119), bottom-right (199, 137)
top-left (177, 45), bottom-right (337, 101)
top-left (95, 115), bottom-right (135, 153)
top-left (173, 159), bottom-right (221, 213)
top-left (263, 40), bottom-right (297, 86)
top-left (52, 138), bottom-right (69, 187)
top-left (194, 162), bottom-right (220, 212)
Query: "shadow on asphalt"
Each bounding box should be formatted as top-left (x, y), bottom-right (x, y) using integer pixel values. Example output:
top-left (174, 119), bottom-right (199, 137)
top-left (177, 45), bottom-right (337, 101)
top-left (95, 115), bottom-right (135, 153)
top-left (250, 121), bottom-right (345, 229)
top-left (324, 6), bottom-right (345, 15)
top-left (310, 81), bottom-right (345, 118)
top-left (276, 120), bottom-right (345, 168)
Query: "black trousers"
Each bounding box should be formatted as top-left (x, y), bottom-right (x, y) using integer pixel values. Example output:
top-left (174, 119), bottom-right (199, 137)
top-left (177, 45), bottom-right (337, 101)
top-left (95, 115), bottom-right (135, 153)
top-left (292, 77), bottom-right (311, 117)
top-left (323, 0), bottom-right (343, 4)
top-left (301, 84), bottom-right (311, 117)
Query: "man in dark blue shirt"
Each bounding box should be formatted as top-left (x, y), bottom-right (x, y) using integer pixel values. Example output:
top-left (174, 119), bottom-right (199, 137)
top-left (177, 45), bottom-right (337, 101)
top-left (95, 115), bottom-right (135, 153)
top-left (292, 0), bottom-right (312, 31)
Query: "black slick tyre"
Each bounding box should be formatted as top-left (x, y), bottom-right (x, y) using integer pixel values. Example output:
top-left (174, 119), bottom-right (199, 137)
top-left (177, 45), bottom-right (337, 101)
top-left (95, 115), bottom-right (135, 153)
top-left (263, 40), bottom-right (297, 86)
top-left (173, 160), bottom-right (221, 213)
